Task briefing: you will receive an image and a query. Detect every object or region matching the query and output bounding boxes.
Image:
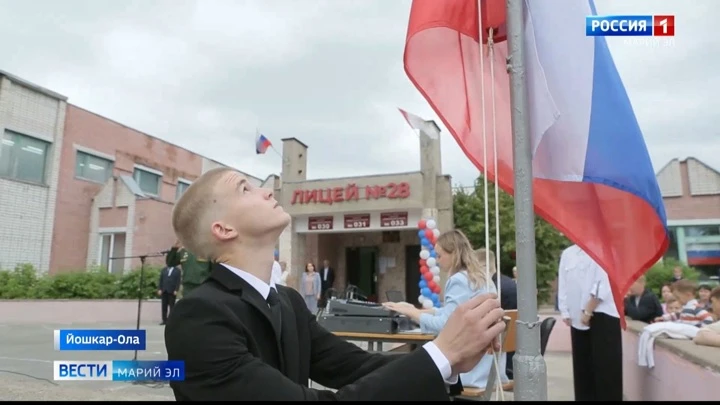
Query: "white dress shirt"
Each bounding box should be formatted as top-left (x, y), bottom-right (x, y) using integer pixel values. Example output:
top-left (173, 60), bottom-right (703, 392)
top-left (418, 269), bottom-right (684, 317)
top-left (271, 261), bottom-right (283, 286)
top-left (557, 245), bottom-right (619, 330)
top-left (220, 263), bottom-right (457, 384)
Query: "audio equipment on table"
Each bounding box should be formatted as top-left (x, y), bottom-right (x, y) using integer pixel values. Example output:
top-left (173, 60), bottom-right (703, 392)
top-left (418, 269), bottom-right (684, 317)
top-left (318, 298), bottom-right (415, 334)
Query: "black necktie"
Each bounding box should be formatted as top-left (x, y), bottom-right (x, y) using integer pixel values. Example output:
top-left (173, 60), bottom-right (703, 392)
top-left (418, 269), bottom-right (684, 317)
top-left (267, 288), bottom-right (282, 336)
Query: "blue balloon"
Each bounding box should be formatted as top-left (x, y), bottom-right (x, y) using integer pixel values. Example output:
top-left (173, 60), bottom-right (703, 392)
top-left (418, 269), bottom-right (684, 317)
top-left (421, 288), bottom-right (432, 297)
top-left (429, 250), bottom-right (437, 258)
top-left (417, 230), bottom-right (425, 238)
top-left (419, 280), bottom-right (427, 289)
top-left (431, 293), bottom-right (439, 301)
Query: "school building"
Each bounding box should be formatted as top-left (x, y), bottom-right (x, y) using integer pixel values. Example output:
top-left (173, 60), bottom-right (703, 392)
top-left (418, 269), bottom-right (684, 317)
top-left (0, 69), bottom-right (269, 274)
top-left (275, 132), bottom-right (454, 303)
top-left (656, 157), bottom-right (720, 278)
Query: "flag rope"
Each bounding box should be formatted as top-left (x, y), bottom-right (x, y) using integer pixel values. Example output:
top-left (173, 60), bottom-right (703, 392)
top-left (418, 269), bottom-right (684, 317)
top-left (479, 9), bottom-right (505, 398)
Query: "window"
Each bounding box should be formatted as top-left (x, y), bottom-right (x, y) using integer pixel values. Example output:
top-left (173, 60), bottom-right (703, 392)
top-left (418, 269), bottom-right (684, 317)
top-left (133, 167), bottom-right (161, 196)
top-left (176, 180), bottom-right (191, 200)
top-left (685, 225), bottom-right (720, 237)
top-left (75, 151), bottom-right (113, 183)
top-left (0, 130), bottom-right (50, 184)
top-left (99, 233), bottom-right (126, 274)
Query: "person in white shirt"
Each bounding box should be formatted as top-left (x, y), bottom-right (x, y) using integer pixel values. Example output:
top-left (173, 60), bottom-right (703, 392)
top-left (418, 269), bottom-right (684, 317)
top-left (558, 244), bottom-right (622, 401)
top-left (162, 167), bottom-right (508, 401)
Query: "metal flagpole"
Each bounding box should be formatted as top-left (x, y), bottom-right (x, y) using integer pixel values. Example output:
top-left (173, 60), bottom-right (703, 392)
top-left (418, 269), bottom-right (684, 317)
top-left (505, 0), bottom-right (548, 401)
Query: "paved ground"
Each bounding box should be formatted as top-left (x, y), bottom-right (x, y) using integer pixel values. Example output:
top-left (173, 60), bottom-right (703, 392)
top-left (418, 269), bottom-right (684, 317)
top-left (0, 302), bottom-right (573, 401)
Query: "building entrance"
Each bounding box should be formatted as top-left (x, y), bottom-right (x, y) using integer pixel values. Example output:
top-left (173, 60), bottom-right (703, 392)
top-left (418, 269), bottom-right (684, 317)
top-left (346, 246), bottom-right (378, 301)
top-left (405, 245), bottom-right (421, 304)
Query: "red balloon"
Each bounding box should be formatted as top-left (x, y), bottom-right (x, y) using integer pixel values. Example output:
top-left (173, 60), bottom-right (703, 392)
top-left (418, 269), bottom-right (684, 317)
top-left (417, 219), bottom-right (427, 229)
top-left (432, 285), bottom-right (441, 294)
top-left (424, 229), bottom-right (433, 239)
top-left (428, 281), bottom-right (437, 291)
top-left (419, 259), bottom-right (426, 267)
top-left (423, 272), bottom-right (433, 281)
top-left (420, 265), bottom-right (429, 274)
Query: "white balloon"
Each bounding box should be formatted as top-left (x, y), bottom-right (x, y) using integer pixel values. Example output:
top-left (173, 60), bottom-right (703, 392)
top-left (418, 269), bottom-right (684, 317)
top-left (418, 295), bottom-right (426, 304)
top-left (430, 266), bottom-right (440, 275)
top-left (422, 299), bottom-right (434, 309)
top-left (426, 219), bottom-right (437, 229)
top-left (419, 250), bottom-right (430, 260)
top-left (426, 257), bottom-right (437, 267)
top-left (433, 275), bottom-right (441, 284)
top-left (432, 228), bottom-right (441, 238)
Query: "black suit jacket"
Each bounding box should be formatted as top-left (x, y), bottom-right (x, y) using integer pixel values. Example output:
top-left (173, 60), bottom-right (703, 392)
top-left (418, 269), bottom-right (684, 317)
top-left (165, 263), bottom-right (454, 401)
top-left (320, 266), bottom-right (335, 291)
top-left (159, 266), bottom-right (182, 293)
top-left (491, 273), bottom-right (518, 311)
top-left (624, 288), bottom-right (664, 324)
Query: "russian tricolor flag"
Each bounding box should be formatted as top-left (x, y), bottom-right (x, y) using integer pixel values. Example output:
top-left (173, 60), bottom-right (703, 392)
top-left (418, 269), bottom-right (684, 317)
top-left (255, 131), bottom-right (272, 155)
top-left (404, 0), bottom-right (669, 321)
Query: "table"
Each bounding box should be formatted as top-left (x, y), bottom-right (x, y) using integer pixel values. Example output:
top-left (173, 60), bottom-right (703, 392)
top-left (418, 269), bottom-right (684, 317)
top-left (332, 331), bottom-right (436, 351)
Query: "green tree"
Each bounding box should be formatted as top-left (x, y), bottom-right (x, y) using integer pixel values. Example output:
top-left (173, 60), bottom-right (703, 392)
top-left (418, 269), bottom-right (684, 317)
top-left (453, 176), bottom-right (571, 299)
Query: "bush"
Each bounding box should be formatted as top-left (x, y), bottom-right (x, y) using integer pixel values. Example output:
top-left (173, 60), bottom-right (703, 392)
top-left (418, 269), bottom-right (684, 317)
top-left (0, 263), bottom-right (163, 300)
top-left (644, 258), bottom-right (701, 296)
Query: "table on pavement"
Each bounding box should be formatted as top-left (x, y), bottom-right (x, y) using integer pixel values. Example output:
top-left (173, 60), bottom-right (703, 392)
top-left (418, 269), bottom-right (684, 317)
top-left (331, 331), bottom-right (436, 352)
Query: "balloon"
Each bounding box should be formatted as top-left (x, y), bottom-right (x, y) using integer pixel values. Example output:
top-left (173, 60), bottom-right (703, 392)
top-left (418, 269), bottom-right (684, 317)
top-left (430, 266), bottom-right (440, 275)
top-left (426, 257), bottom-right (437, 267)
top-left (422, 300), bottom-right (434, 309)
top-left (432, 228), bottom-right (441, 238)
top-left (432, 284), bottom-right (441, 294)
top-left (428, 281), bottom-right (437, 291)
top-left (431, 293), bottom-right (439, 301)
top-left (426, 219), bottom-right (437, 229)
top-left (417, 230), bottom-right (426, 238)
top-left (421, 287), bottom-right (431, 296)
top-left (429, 250), bottom-right (437, 258)
top-left (433, 275), bottom-right (441, 284)
top-left (418, 219), bottom-right (427, 229)
top-left (420, 236), bottom-right (428, 246)
top-left (419, 280), bottom-right (427, 289)
top-left (420, 265), bottom-right (429, 274)
top-left (419, 250), bottom-right (430, 260)
top-left (423, 272), bottom-right (433, 282)
top-left (419, 259), bottom-right (426, 267)
top-left (424, 229), bottom-right (433, 239)
top-left (418, 295), bottom-right (426, 304)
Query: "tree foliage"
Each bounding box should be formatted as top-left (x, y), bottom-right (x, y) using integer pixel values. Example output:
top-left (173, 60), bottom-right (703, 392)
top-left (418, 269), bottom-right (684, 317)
top-left (452, 176), bottom-right (571, 296)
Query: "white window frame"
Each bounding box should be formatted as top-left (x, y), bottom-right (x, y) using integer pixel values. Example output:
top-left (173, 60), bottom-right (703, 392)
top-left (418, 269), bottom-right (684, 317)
top-left (74, 148), bottom-right (115, 184)
top-left (176, 178), bottom-right (192, 200)
top-left (133, 164), bottom-right (163, 196)
top-left (97, 230), bottom-right (124, 273)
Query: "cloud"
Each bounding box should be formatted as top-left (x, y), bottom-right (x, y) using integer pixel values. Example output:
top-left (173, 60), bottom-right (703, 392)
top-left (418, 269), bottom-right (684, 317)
top-left (0, 0), bottom-right (715, 190)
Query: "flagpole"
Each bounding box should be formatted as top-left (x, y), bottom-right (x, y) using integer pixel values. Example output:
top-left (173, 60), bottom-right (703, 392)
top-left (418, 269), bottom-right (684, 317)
top-left (505, 0), bottom-right (548, 401)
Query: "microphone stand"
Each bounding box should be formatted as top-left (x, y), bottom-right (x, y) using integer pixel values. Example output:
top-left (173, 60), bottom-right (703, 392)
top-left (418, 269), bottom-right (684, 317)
top-left (109, 252), bottom-right (166, 361)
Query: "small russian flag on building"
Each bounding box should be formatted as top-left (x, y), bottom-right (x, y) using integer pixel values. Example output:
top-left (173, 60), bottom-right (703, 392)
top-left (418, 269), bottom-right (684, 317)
top-left (255, 131), bottom-right (272, 155)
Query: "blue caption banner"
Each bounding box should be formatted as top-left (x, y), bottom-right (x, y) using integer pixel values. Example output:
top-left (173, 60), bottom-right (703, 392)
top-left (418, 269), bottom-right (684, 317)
top-left (54, 329), bottom-right (146, 351)
top-left (585, 15), bottom-right (652, 37)
top-left (53, 360), bottom-right (184, 381)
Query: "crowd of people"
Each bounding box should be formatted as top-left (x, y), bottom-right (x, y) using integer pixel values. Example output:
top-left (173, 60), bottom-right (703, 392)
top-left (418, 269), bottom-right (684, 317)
top-left (154, 167), bottom-right (719, 401)
top-left (623, 265), bottom-right (720, 347)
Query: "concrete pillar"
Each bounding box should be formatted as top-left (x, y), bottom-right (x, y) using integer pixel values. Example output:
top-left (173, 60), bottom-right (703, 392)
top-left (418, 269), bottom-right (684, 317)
top-left (280, 138), bottom-right (308, 289)
top-left (419, 122), bottom-right (442, 209)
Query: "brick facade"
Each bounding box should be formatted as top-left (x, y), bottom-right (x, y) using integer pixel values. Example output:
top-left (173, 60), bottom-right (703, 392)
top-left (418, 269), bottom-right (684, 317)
top-left (657, 158), bottom-right (720, 220)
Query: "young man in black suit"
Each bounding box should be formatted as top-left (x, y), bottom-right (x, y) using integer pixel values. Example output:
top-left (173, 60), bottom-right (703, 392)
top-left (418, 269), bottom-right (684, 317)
top-left (164, 168), bottom-right (507, 401)
top-left (157, 264), bottom-right (182, 325)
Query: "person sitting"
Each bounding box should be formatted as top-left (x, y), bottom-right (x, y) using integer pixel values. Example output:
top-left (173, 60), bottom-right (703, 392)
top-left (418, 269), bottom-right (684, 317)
top-left (384, 229), bottom-right (509, 391)
top-left (654, 279), bottom-right (714, 328)
top-left (693, 286), bottom-right (720, 348)
top-left (623, 275), bottom-right (663, 324)
top-left (163, 168), bottom-right (507, 401)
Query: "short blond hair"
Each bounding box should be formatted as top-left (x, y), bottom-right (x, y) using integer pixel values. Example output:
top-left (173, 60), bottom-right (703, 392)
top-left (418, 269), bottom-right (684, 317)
top-left (475, 248), bottom-right (496, 274)
top-left (172, 167), bottom-right (233, 260)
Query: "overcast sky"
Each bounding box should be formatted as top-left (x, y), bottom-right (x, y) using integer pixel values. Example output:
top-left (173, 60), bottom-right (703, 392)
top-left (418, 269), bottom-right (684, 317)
top-left (1, 0), bottom-right (715, 188)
